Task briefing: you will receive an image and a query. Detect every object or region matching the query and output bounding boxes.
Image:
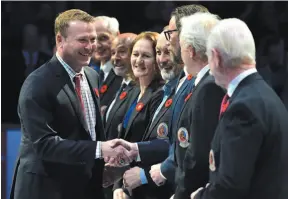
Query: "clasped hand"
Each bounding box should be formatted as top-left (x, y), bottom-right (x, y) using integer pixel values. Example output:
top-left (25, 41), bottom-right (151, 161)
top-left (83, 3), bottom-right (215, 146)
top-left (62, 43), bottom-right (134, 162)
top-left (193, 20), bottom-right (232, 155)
top-left (101, 139), bottom-right (139, 167)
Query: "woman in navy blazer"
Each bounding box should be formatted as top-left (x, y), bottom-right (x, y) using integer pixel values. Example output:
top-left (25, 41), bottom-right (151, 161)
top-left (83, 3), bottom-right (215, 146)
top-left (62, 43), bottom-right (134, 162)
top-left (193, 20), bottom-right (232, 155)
top-left (113, 32), bottom-right (164, 198)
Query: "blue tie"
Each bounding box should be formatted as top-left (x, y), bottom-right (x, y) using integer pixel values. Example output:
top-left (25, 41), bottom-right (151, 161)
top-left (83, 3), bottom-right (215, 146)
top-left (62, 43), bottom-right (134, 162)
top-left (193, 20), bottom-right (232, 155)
top-left (151, 84), bottom-right (172, 122)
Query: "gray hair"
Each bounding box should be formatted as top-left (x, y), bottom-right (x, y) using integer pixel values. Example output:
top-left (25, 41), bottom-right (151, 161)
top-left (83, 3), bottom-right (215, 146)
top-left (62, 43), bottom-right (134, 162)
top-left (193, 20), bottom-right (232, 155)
top-left (180, 12), bottom-right (220, 62)
top-left (94, 16), bottom-right (119, 36)
top-left (207, 18), bottom-right (256, 68)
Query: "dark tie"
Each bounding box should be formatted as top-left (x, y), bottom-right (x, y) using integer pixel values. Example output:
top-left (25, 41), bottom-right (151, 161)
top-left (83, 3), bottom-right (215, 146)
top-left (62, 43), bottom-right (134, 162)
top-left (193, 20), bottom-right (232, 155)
top-left (219, 94), bottom-right (230, 119)
top-left (99, 70), bottom-right (105, 85)
top-left (115, 83), bottom-right (127, 99)
top-left (74, 74), bottom-right (85, 115)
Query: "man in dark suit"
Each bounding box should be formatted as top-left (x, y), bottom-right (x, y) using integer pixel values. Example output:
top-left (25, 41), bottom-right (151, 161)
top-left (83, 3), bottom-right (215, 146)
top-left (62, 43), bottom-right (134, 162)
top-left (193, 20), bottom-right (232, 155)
top-left (93, 16), bottom-right (122, 114)
top-left (10, 9), bottom-right (132, 199)
top-left (171, 13), bottom-right (224, 199)
top-left (149, 4), bottom-right (210, 191)
top-left (103, 32), bottom-right (138, 140)
top-left (192, 18), bottom-right (288, 199)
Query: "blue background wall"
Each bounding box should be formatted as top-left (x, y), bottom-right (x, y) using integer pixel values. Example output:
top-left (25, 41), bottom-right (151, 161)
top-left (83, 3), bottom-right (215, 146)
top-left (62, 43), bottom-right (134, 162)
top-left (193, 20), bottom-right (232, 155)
top-left (5, 129), bottom-right (22, 199)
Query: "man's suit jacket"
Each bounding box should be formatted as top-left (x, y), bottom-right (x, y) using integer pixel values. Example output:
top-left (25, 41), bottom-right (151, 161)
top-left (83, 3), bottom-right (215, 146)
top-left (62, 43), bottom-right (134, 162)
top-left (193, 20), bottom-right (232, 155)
top-left (99, 69), bottom-right (123, 112)
top-left (196, 73), bottom-right (288, 199)
top-left (173, 73), bottom-right (225, 199)
top-left (10, 56), bottom-right (106, 199)
top-left (160, 72), bottom-right (195, 184)
top-left (280, 77), bottom-right (288, 110)
top-left (103, 83), bottom-right (140, 140)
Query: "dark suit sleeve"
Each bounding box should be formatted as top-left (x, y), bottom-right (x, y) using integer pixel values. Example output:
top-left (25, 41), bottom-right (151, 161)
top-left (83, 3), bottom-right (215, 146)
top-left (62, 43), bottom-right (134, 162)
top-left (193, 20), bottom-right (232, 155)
top-left (160, 142), bottom-right (176, 183)
top-left (18, 76), bottom-right (97, 166)
top-left (174, 83), bottom-right (224, 199)
top-left (137, 139), bottom-right (170, 166)
top-left (195, 102), bottom-right (264, 199)
top-left (113, 179), bottom-right (123, 191)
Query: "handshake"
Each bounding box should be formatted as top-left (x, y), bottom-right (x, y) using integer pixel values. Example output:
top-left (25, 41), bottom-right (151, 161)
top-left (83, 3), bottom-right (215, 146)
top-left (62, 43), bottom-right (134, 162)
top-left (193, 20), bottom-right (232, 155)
top-left (101, 139), bottom-right (139, 167)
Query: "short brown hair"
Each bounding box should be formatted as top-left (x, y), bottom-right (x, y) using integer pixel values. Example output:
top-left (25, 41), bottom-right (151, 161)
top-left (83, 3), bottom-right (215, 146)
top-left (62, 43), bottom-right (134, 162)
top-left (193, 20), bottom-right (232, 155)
top-left (55, 9), bottom-right (95, 37)
top-left (171, 4), bottom-right (209, 33)
top-left (131, 31), bottom-right (162, 83)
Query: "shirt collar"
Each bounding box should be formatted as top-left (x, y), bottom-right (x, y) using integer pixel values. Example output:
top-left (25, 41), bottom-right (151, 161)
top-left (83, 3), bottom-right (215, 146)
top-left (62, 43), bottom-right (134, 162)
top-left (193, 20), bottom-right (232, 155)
top-left (101, 60), bottom-right (113, 74)
top-left (195, 65), bottom-right (210, 86)
top-left (227, 68), bottom-right (257, 97)
top-left (122, 78), bottom-right (131, 86)
top-left (183, 67), bottom-right (189, 76)
top-left (56, 53), bottom-right (84, 79)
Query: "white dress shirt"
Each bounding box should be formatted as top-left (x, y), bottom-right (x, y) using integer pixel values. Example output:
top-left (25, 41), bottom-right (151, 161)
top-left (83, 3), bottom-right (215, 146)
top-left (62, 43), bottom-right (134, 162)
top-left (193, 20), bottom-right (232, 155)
top-left (100, 60), bottom-right (114, 81)
top-left (227, 68), bottom-right (257, 97)
top-left (105, 78), bottom-right (132, 122)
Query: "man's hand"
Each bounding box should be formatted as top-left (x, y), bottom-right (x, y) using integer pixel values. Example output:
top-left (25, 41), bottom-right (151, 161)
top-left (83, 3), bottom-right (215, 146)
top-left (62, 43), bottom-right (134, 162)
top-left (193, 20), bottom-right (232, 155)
top-left (113, 188), bottom-right (129, 199)
top-left (149, 163), bottom-right (166, 186)
top-left (105, 139), bottom-right (139, 167)
top-left (123, 167), bottom-right (142, 193)
top-left (191, 187), bottom-right (204, 199)
top-left (101, 139), bottom-right (129, 164)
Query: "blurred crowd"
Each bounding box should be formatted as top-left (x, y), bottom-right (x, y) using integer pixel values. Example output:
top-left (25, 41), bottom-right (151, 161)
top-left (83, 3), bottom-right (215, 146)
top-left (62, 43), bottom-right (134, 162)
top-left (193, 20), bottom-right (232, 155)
top-left (2, 1), bottom-right (288, 124)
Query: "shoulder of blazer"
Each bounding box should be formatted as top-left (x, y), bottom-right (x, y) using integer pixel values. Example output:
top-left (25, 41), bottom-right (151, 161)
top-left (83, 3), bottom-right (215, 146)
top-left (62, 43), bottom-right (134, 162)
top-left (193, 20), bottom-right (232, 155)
top-left (19, 57), bottom-right (58, 101)
top-left (148, 79), bottom-right (165, 93)
top-left (84, 66), bottom-right (99, 79)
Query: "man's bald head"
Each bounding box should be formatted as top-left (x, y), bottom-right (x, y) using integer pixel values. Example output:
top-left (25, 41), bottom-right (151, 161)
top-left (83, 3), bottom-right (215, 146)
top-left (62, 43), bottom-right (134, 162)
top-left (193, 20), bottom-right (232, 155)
top-left (114, 33), bottom-right (137, 49)
top-left (111, 33), bottom-right (137, 78)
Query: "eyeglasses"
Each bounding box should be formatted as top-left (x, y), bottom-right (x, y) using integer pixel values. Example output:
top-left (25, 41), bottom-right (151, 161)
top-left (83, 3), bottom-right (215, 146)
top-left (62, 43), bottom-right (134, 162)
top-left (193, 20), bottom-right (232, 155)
top-left (164, 29), bottom-right (178, 41)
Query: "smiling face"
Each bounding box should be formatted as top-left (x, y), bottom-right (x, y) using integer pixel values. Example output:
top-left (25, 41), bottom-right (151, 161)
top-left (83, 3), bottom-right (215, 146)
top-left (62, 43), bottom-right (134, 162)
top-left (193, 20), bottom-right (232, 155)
top-left (57, 20), bottom-right (97, 71)
top-left (131, 38), bottom-right (157, 78)
top-left (156, 33), bottom-right (179, 81)
top-left (111, 37), bottom-right (131, 77)
top-left (94, 20), bottom-right (115, 63)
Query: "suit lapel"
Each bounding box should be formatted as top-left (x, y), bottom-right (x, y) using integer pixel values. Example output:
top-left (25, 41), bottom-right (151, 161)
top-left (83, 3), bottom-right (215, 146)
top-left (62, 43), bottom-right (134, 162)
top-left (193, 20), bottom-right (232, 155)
top-left (145, 86), bottom-right (174, 139)
top-left (84, 67), bottom-right (100, 108)
top-left (102, 69), bottom-right (116, 91)
top-left (123, 88), bottom-right (153, 139)
top-left (84, 67), bottom-right (106, 140)
top-left (177, 72), bottom-right (210, 126)
top-left (105, 86), bottom-right (134, 129)
top-left (50, 56), bottom-right (89, 133)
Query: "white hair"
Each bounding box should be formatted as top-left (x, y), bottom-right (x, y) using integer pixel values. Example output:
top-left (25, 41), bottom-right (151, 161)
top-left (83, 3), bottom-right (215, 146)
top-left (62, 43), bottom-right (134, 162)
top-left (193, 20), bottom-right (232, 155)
top-left (180, 12), bottom-right (220, 61)
top-left (94, 16), bottom-right (119, 36)
top-left (207, 18), bottom-right (256, 68)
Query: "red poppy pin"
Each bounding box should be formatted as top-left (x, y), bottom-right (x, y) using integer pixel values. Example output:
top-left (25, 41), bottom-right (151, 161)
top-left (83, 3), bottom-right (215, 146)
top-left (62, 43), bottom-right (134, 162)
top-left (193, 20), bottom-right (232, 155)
top-left (220, 101), bottom-right (230, 114)
top-left (136, 102), bottom-right (144, 112)
top-left (94, 88), bottom-right (100, 97)
top-left (119, 91), bottom-right (127, 100)
top-left (184, 92), bottom-right (192, 102)
top-left (187, 74), bottom-right (193, 80)
top-left (100, 85), bottom-right (108, 94)
top-left (165, 99), bottom-right (173, 108)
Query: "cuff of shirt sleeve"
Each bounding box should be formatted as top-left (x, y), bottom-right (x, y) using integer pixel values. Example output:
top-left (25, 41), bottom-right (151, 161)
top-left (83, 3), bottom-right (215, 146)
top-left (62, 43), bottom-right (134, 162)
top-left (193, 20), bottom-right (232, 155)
top-left (95, 141), bottom-right (102, 159)
top-left (136, 143), bottom-right (141, 162)
top-left (140, 168), bottom-right (148, 184)
top-left (160, 164), bottom-right (167, 180)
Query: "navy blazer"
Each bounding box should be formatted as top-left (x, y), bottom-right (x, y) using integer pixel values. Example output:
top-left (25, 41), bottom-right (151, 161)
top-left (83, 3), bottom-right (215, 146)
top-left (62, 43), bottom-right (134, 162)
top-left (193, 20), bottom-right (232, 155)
top-left (10, 56), bottom-right (105, 199)
top-left (196, 73), bottom-right (288, 199)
